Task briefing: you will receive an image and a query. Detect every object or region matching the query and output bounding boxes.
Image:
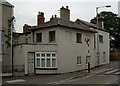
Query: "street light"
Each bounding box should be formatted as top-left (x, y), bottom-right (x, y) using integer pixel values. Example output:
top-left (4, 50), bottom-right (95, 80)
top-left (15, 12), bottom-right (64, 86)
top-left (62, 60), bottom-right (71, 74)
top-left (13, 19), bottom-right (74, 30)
top-left (96, 5), bottom-right (111, 67)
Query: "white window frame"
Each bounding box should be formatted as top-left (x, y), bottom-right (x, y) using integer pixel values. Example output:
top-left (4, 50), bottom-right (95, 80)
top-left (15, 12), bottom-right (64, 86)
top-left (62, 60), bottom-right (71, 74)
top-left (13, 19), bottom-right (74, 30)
top-left (35, 52), bottom-right (57, 68)
top-left (77, 56), bottom-right (81, 65)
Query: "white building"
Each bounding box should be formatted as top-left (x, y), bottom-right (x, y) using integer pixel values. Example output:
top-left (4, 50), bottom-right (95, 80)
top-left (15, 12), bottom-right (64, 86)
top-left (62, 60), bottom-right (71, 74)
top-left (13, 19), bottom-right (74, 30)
top-left (0, 0), bottom-right (14, 67)
top-left (13, 6), bottom-right (109, 75)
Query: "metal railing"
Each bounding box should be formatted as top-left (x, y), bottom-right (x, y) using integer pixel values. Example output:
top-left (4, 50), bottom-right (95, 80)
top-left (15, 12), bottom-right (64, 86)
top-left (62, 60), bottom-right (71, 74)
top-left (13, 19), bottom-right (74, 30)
top-left (2, 65), bottom-right (24, 73)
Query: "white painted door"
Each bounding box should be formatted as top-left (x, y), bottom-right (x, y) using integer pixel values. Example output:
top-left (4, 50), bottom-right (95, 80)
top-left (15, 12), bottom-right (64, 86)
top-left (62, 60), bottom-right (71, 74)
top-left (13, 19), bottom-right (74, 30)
top-left (28, 53), bottom-right (34, 75)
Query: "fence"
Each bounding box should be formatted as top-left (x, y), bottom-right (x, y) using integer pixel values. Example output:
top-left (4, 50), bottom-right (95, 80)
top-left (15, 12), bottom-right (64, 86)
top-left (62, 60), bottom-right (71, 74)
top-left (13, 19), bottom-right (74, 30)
top-left (2, 65), bottom-right (24, 73)
top-left (110, 51), bottom-right (120, 61)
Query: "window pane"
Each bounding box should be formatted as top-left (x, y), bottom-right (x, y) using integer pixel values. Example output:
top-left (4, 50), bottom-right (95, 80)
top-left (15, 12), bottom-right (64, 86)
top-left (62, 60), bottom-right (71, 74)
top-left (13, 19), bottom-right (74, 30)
top-left (47, 54), bottom-right (50, 57)
top-left (76, 33), bottom-right (82, 43)
top-left (41, 58), bottom-right (45, 67)
top-left (46, 58), bottom-right (51, 67)
top-left (52, 54), bottom-right (56, 57)
top-left (77, 57), bottom-right (81, 64)
top-left (49, 31), bottom-right (55, 42)
top-left (36, 54), bottom-right (40, 57)
top-left (99, 35), bottom-right (103, 43)
top-left (36, 33), bottom-right (42, 42)
top-left (41, 54), bottom-right (45, 57)
top-left (52, 58), bottom-right (56, 67)
top-left (36, 58), bottom-right (40, 67)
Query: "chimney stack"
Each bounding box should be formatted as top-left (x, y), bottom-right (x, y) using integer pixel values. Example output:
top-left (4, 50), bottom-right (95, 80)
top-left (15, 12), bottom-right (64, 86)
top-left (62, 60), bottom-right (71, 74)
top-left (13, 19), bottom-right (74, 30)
top-left (37, 11), bottom-right (45, 25)
top-left (98, 19), bottom-right (104, 29)
top-left (98, 14), bottom-right (104, 29)
top-left (60, 6), bottom-right (70, 20)
top-left (23, 24), bottom-right (31, 33)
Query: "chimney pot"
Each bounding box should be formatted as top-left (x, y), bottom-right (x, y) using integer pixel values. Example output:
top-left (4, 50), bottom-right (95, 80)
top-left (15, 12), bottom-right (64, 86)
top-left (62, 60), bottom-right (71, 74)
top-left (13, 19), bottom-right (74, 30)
top-left (66, 6), bottom-right (69, 9)
top-left (37, 11), bottom-right (45, 25)
top-left (55, 15), bottom-right (57, 18)
top-left (62, 6), bottom-right (64, 8)
top-left (38, 11), bottom-right (41, 15)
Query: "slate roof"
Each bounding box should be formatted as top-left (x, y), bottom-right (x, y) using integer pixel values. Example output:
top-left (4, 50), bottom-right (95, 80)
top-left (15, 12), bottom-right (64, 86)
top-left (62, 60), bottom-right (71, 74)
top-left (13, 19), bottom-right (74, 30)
top-left (75, 19), bottom-right (109, 32)
top-left (31, 18), bottom-right (97, 33)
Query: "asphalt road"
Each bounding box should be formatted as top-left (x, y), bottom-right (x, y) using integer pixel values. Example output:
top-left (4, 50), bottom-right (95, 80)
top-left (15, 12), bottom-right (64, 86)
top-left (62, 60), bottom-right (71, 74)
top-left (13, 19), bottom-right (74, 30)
top-left (2, 61), bottom-right (120, 86)
top-left (59, 73), bottom-right (119, 84)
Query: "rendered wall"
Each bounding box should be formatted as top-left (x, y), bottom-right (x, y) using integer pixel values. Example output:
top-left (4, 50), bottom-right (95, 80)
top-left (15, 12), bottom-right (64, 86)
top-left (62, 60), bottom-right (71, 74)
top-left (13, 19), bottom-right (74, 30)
top-left (2, 4), bottom-right (13, 66)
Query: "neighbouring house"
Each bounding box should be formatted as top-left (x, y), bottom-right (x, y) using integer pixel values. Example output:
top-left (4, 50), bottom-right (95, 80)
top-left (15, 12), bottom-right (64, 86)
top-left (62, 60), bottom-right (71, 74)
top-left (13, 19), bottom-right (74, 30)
top-left (0, 0), bottom-right (14, 69)
top-left (13, 6), bottom-right (109, 75)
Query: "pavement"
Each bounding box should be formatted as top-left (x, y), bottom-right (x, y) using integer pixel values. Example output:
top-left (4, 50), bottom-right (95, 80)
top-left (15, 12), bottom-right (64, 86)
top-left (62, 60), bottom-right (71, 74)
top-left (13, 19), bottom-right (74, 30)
top-left (2, 61), bottom-right (120, 85)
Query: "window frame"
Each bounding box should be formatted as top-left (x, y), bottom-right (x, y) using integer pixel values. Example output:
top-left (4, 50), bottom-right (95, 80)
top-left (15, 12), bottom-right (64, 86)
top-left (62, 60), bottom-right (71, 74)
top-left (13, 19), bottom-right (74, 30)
top-left (99, 35), bottom-right (103, 43)
top-left (77, 56), bottom-right (82, 65)
top-left (76, 33), bottom-right (82, 43)
top-left (35, 52), bottom-right (57, 68)
top-left (49, 31), bottom-right (56, 42)
top-left (36, 32), bottom-right (42, 42)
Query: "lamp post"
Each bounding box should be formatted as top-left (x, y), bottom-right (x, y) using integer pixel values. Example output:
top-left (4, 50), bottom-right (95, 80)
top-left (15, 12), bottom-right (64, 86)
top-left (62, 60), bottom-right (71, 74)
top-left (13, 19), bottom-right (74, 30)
top-left (96, 5), bottom-right (111, 67)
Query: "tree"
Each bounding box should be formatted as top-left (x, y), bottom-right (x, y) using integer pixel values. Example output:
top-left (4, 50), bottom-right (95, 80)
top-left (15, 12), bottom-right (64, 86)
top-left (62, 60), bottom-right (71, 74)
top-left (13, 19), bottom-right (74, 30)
top-left (90, 11), bottom-right (120, 51)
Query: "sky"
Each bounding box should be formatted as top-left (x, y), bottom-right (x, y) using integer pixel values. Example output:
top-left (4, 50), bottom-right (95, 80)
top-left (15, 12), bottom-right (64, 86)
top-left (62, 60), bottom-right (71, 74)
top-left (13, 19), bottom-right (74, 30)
top-left (6, 0), bottom-right (120, 33)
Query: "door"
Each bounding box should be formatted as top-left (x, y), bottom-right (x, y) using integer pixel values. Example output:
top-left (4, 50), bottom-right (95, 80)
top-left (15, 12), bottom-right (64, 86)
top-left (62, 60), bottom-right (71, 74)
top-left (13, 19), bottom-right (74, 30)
top-left (28, 53), bottom-right (34, 75)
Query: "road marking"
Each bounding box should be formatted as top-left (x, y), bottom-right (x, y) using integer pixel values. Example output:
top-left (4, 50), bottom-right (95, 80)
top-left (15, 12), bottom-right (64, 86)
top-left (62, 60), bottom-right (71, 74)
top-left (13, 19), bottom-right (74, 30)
top-left (114, 71), bottom-right (120, 75)
top-left (105, 69), bottom-right (119, 74)
top-left (82, 74), bottom-right (94, 79)
top-left (6, 79), bottom-right (25, 83)
top-left (48, 73), bottom-right (88, 84)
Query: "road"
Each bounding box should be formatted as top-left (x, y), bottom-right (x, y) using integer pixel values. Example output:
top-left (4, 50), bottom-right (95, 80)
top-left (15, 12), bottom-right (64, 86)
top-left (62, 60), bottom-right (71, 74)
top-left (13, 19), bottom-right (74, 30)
top-left (2, 61), bottom-right (120, 86)
top-left (47, 67), bottom-right (119, 85)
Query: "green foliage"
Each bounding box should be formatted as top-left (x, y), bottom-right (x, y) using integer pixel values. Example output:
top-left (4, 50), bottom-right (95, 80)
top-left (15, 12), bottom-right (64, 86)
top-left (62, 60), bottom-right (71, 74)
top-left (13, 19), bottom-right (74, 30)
top-left (90, 11), bottom-right (120, 51)
top-left (5, 16), bottom-right (17, 48)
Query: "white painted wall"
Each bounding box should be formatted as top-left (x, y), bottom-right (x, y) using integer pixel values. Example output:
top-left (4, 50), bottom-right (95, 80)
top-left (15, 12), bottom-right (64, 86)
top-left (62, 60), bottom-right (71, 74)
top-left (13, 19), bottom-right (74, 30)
top-left (56, 27), bottom-right (96, 73)
top-left (2, 4), bottom-right (13, 66)
top-left (14, 26), bottom-right (109, 74)
top-left (98, 30), bottom-right (109, 65)
top-left (14, 44), bottom-right (58, 74)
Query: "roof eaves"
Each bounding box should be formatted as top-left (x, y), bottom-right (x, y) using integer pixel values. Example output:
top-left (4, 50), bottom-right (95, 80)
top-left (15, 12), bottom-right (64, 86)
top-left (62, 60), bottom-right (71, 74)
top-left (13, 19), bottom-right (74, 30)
top-left (76, 19), bottom-right (109, 33)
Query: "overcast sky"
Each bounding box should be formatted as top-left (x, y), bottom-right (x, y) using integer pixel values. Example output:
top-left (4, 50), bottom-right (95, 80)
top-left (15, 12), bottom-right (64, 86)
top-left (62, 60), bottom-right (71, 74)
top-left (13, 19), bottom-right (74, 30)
top-left (6, 0), bottom-right (120, 33)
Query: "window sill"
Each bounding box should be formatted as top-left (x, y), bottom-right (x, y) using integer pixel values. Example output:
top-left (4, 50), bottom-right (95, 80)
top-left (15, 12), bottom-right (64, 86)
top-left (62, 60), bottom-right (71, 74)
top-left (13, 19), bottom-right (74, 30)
top-left (77, 64), bottom-right (82, 66)
top-left (48, 41), bottom-right (56, 43)
top-left (35, 68), bottom-right (57, 70)
top-left (48, 42), bottom-right (57, 44)
top-left (76, 42), bottom-right (82, 43)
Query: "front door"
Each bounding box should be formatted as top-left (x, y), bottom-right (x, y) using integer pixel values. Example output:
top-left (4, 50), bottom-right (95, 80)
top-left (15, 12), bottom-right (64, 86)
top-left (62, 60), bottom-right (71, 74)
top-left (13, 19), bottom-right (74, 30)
top-left (28, 53), bottom-right (34, 75)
